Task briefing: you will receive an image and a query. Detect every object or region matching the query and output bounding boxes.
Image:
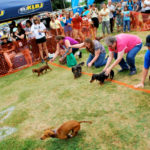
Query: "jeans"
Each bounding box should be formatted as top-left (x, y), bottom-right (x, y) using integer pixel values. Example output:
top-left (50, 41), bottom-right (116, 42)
top-left (102, 21), bottom-right (110, 34)
top-left (114, 43), bottom-right (142, 71)
top-left (87, 53), bottom-right (107, 68)
top-left (123, 20), bottom-right (130, 32)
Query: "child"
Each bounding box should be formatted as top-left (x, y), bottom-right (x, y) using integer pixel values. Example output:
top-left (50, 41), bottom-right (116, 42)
top-left (116, 3), bottom-right (123, 32)
top-left (122, 6), bottom-right (130, 32)
top-left (135, 35), bottom-right (150, 88)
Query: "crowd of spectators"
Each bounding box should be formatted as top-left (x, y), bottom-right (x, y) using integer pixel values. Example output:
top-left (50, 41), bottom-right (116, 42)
top-left (0, 0), bottom-right (149, 73)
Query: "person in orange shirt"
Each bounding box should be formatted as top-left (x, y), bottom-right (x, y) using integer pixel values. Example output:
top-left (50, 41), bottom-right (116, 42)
top-left (81, 14), bottom-right (93, 40)
top-left (72, 13), bottom-right (84, 42)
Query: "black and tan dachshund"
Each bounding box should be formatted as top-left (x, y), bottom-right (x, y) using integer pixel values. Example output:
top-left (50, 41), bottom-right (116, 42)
top-left (72, 62), bottom-right (84, 79)
top-left (90, 70), bottom-right (114, 85)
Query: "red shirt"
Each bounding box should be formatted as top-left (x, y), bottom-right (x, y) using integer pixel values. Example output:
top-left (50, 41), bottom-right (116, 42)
top-left (72, 17), bottom-right (82, 30)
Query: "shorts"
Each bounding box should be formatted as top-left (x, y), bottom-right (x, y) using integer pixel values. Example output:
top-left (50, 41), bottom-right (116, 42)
top-left (91, 17), bottom-right (99, 28)
top-left (36, 36), bottom-right (46, 44)
top-left (116, 16), bottom-right (123, 26)
top-left (64, 25), bottom-right (72, 32)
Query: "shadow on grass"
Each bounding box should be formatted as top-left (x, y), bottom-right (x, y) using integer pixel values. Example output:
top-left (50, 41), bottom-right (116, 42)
top-left (45, 131), bottom-right (86, 150)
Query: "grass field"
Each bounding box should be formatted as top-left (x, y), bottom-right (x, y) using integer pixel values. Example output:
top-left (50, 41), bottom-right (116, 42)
top-left (0, 31), bottom-right (150, 150)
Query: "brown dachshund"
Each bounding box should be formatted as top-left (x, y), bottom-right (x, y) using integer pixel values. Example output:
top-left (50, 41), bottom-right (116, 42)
top-left (40, 120), bottom-right (92, 140)
top-left (32, 63), bottom-right (52, 76)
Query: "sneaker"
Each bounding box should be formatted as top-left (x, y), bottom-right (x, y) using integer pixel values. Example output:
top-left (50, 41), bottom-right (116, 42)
top-left (118, 68), bottom-right (129, 72)
top-left (41, 59), bottom-right (45, 63)
top-left (129, 70), bottom-right (137, 76)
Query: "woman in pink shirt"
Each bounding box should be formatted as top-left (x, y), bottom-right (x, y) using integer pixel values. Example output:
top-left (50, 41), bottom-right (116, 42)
top-left (103, 33), bottom-right (142, 75)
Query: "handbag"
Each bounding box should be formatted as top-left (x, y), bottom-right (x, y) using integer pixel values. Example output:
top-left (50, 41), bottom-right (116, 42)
top-left (66, 53), bottom-right (77, 67)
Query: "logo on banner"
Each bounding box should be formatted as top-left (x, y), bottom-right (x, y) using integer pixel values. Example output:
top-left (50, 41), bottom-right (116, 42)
top-left (0, 10), bottom-right (5, 17)
top-left (18, 3), bottom-right (44, 14)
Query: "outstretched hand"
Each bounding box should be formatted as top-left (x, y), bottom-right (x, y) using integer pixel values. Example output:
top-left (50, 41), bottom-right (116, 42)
top-left (134, 83), bottom-right (144, 88)
top-left (105, 68), bottom-right (111, 76)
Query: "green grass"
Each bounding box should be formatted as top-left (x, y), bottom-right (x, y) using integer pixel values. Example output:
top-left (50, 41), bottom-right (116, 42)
top-left (0, 31), bottom-right (150, 150)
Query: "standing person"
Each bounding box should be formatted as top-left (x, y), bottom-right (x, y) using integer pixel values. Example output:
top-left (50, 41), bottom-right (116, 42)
top-left (51, 35), bottom-right (82, 64)
top-left (25, 20), bottom-right (34, 40)
top-left (0, 35), bottom-right (16, 72)
top-left (81, 14), bottom-right (93, 40)
top-left (90, 4), bottom-right (99, 38)
top-left (11, 25), bottom-right (32, 66)
top-left (135, 35), bottom-right (150, 88)
top-left (59, 13), bottom-right (66, 35)
top-left (144, 0), bottom-right (150, 13)
top-left (141, 0), bottom-right (146, 12)
top-left (31, 17), bottom-right (50, 63)
top-left (133, 0), bottom-right (138, 11)
top-left (72, 13), bottom-right (84, 41)
top-left (82, 6), bottom-right (90, 16)
top-left (50, 15), bottom-right (62, 35)
top-left (127, 0), bottom-right (134, 11)
top-left (116, 3), bottom-right (123, 32)
top-left (103, 34), bottom-right (142, 76)
top-left (44, 13), bottom-right (51, 29)
top-left (107, 1), bottom-right (115, 33)
top-left (121, 0), bottom-right (127, 10)
top-left (71, 38), bottom-right (108, 68)
top-left (122, 6), bottom-right (131, 32)
top-left (64, 13), bottom-right (72, 37)
top-left (99, 3), bottom-right (110, 37)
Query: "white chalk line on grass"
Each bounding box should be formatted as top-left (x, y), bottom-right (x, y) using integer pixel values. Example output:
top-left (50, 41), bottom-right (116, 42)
top-left (0, 106), bottom-right (17, 140)
top-left (0, 106), bottom-right (15, 123)
top-left (0, 127), bottom-right (17, 140)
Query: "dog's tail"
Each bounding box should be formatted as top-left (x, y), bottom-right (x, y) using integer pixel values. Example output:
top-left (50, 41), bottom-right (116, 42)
top-left (78, 62), bottom-right (84, 66)
top-left (79, 121), bottom-right (92, 124)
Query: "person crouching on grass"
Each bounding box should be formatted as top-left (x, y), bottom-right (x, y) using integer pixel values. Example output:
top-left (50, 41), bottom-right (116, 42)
top-left (103, 33), bottom-right (142, 76)
top-left (135, 35), bottom-right (150, 88)
top-left (50, 35), bottom-right (82, 66)
top-left (71, 38), bottom-right (108, 68)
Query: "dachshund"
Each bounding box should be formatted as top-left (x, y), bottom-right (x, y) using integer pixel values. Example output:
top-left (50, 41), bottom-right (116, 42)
top-left (40, 120), bottom-right (92, 140)
top-left (90, 70), bottom-right (114, 85)
top-left (32, 62), bottom-right (52, 76)
top-left (72, 62), bottom-right (84, 79)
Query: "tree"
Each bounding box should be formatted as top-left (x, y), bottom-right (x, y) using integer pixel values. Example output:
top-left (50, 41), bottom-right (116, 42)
top-left (51, 0), bottom-right (71, 11)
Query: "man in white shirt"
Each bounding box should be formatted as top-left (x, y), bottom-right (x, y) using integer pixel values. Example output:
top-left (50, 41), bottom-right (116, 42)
top-left (107, 1), bottom-right (115, 33)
